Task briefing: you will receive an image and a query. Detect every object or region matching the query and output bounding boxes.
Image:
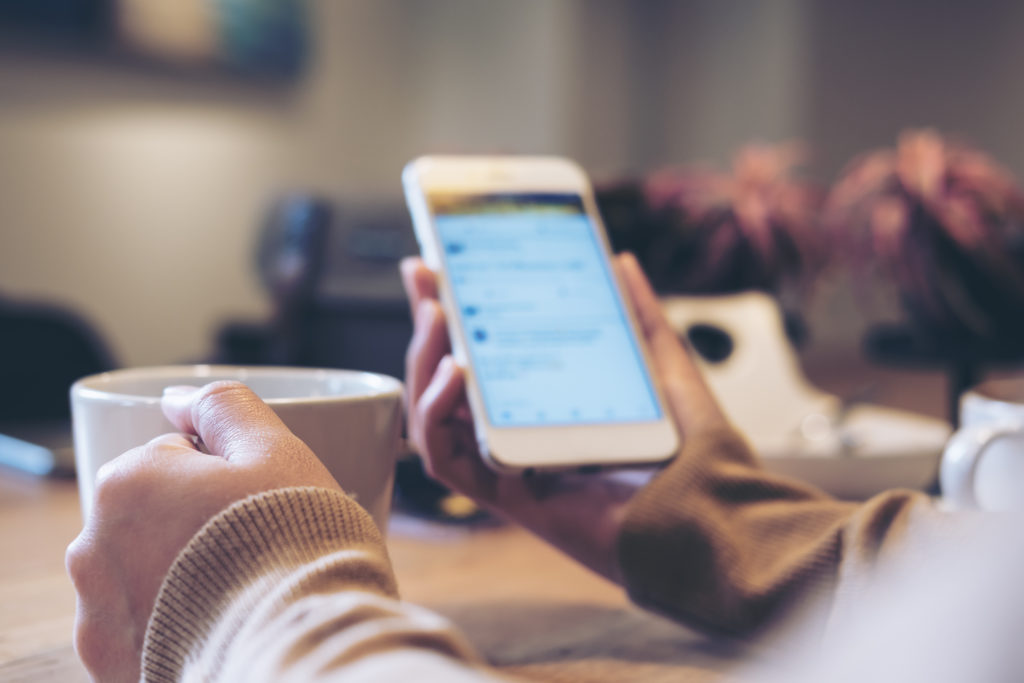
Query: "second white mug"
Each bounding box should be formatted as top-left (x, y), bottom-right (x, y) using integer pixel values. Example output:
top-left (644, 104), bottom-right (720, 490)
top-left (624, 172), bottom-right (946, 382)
top-left (940, 378), bottom-right (1024, 511)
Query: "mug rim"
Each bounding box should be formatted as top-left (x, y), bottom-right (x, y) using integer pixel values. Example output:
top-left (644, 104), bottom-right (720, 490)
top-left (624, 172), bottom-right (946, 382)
top-left (71, 364), bottom-right (403, 406)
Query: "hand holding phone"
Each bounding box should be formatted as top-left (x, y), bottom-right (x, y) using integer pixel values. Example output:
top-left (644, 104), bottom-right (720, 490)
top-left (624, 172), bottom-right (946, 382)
top-left (401, 250), bottom-right (729, 582)
top-left (403, 156), bottom-right (679, 472)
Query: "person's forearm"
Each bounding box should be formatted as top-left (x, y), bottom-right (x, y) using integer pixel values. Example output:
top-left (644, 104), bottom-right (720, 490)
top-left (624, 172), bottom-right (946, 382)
top-left (142, 487), bottom-right (506, 682)
top-left (617, 427), bottom-right (941, 637)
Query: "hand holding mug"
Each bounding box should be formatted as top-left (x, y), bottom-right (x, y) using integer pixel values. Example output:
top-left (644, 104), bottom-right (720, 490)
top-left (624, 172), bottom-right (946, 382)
top-left (66, 382), bottom-right (344, 683)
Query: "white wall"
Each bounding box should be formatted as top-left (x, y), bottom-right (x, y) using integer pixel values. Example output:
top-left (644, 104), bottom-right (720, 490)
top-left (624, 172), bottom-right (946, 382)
top-left (0, 70), bottom-right (292, 366)
top-left (1, 0), bottom-right (1022, 366)
top-left (0, 1), bottom-right (588, 366)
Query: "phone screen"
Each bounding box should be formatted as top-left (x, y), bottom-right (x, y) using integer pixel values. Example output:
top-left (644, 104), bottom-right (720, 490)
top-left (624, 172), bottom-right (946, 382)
top-left (430, 192), bottom-right (662, 428)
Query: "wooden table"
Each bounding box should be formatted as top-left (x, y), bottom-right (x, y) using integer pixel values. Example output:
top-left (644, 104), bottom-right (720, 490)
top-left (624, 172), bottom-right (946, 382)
top-left (0, 470), bottom-right (741, 682)
top-left (0, 358), bottom-right (961, 681)
top-left (0, 471), bottom-right (83, 682)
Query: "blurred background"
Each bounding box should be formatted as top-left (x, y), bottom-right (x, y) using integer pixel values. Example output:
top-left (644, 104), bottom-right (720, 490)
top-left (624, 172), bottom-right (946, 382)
top-left (3, 0), bottom-right (1024, 389)
top-left (6, 4), bottom-right (1024, 674)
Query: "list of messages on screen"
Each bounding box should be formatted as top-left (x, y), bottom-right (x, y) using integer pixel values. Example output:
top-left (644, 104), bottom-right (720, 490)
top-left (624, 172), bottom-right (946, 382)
top-left (430, 193), bottom-right (661, 428)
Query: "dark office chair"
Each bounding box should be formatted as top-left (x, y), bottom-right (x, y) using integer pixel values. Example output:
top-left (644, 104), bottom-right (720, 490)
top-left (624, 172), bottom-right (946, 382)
top-left (0, 298), bottom-right (116, 421)
top-left (0, 297), bottom-right (115, 474)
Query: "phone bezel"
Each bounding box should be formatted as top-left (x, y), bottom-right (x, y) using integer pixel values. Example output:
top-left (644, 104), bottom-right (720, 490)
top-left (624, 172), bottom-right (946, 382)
top-left (403, 155), bottom-right (679, 472)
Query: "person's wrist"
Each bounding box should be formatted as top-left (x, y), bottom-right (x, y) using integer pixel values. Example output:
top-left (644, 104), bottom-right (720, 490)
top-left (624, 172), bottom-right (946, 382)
top-left (497, 477), bottom-right (633, 585)
top-left (142, 486), bottom-right (392, 681)
top-left (526, 501), bottom-right (626, 584)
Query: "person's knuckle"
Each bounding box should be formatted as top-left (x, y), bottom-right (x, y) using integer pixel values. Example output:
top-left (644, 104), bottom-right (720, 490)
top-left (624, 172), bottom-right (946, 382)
top-left (406, 318), bottom-right (424, 355)
top-left (414, 398), bottom-right (434, 435)
top-left (194, 380), bottom-right (252, 415)
top-left (408, 420), bottom-right (425, 456)
top-left (139, 435), bottom-right (193, 471)
top-left (92, 461), bottom-right (127, 509)
top-left (405, 330), bottom-right (429, 374)
top-left (92, 449), bottom-right (147, 510)
top-left (65, 537), bottom-right (93, 592)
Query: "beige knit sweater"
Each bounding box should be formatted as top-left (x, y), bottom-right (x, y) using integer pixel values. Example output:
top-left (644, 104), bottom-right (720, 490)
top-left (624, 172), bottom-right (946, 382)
top-left (141, 427), bottom-right (940, 681)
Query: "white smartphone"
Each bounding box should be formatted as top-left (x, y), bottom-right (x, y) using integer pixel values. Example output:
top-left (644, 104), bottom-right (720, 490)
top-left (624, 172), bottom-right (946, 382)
top-left (402, 155), bottom-right (679, 473)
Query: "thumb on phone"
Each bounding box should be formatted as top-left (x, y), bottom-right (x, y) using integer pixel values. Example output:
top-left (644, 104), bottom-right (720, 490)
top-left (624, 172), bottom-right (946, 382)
top-left (616, 253), bottom-right (727, 432)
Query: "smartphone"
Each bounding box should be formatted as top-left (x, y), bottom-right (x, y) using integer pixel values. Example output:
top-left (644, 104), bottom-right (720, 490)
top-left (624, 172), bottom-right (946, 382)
top-left (402, 155), bottom-right (679, 472)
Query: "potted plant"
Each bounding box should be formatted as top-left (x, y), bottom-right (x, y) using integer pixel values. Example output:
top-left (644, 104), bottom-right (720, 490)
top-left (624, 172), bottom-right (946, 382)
top-left (596, 142), bottom-right (824, 344)
top-left (823, 129), bottom-right (1024, 353)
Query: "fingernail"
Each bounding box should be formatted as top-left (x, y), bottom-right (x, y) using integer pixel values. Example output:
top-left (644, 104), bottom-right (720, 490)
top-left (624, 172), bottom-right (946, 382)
top-left (439, 355), bottom-right (456, 374)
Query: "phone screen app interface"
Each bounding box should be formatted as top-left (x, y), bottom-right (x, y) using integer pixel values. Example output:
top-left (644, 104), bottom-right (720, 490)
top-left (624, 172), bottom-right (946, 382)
top-left (430, 192), bottom-right (661, 427)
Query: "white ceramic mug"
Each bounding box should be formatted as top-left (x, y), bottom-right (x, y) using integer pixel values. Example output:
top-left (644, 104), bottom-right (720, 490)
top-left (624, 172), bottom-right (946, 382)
top-left (940, 378), bottom-right (1024, 511)
top-left (70, 365), bottom-right (403, 530)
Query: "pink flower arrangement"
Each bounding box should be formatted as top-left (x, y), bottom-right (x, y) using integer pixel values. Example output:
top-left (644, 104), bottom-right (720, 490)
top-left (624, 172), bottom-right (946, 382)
top-left (598, 142), bottom-right (823, 295)
top-left (823, 129), bottom-right (1024, 341)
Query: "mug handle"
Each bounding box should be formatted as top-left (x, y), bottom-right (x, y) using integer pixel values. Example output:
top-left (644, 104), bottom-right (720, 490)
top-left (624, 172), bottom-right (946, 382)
top-left (940, 424), bottom-right (1024, 509)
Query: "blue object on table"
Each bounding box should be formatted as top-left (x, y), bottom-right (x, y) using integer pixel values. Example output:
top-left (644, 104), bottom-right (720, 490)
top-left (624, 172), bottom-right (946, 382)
top-left (0, 419), bottom-right (75, 476)
top-left (0, 432), bottom-right (59, 476)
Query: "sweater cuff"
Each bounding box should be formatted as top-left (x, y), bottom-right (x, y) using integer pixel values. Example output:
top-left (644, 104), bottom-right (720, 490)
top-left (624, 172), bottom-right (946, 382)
top-left (141, 486), bottom-right (394, 681)
top-left (616, 426), bottom-right (843, 636)
top-left (617, 428), bottom-right (753, 618)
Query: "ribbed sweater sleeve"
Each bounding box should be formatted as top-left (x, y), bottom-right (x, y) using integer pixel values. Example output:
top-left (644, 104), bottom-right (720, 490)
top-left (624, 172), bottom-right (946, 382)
top-left (141, 486), bottom-right (504, 682)
top-left (617, 427), bottom-right (937, 637)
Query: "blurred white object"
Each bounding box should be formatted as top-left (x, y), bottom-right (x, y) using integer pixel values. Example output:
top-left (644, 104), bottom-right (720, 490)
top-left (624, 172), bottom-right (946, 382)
top-left (749, 515), bottom-right (1024, 683)
top-left (940, 379), bottom-right (1024, 511)
top-left (662, 292), bottom-right (952, 499)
